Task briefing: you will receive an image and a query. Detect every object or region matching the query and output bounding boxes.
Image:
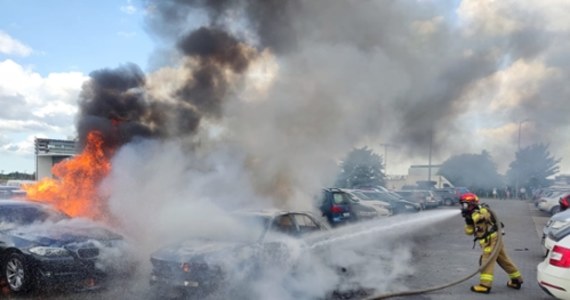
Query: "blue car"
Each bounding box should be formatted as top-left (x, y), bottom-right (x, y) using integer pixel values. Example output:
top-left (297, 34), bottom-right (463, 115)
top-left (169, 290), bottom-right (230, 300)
top-left (319, 188), bottom-right (352, 226)
top-left (0, 200), bottom-right (131, 294)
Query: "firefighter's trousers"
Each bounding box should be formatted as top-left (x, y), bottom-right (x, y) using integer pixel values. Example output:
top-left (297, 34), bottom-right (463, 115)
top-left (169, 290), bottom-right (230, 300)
top-left (478, 232), bottom-right (522, 287)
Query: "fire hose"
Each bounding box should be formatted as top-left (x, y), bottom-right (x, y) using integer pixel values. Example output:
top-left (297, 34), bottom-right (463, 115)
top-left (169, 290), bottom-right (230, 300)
top-left (365, 208), bottom-right (504, 300)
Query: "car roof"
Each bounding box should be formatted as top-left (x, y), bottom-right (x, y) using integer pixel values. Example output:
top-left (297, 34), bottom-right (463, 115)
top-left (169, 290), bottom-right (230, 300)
top-left (0, 199), bottom-right (54, 209)
top-left (231, 208), bottom-right (315, 218)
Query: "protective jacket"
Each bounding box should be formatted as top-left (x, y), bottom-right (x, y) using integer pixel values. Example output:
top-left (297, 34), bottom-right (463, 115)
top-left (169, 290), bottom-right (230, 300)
top-left (464, 205), bottom-right (496, 240)
top-left (463, 204), bottom-right (522, 288)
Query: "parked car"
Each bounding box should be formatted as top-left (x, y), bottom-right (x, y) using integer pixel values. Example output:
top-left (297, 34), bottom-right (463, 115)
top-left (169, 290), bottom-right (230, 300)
top-left (319, 188), bottom-right (352, 226)
top-left (395, 190), bottom-right (439, 209)
top-left (542, 210), bottom-right (570, 256)
top-left (433, 188), bottom-right (460, 206)
top-left (340, 189), bottom-right (392, 219)
top-left (351, 189), bottom-right (420, 214)
top-left (0, 185), bottom-right (26, 200)
top-left (538, 192), bottom-right (570, 215)
top-left (538, 227), bottom-right (570, 299)
top-left (150, 210), bottom-right (336, 299)
top-left (452, 187), bottom-right (470, 198)
top-left (0, 200), bottom-right (132, 294)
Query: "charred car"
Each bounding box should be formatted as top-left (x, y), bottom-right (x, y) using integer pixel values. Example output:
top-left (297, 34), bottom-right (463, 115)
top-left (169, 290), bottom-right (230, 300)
top-left (0, 200), bottom-right (131, 294)
top-left (150, 210), bottom-right (342, 298)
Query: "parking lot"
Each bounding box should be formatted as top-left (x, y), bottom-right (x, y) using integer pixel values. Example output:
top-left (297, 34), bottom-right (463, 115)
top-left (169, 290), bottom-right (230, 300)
top-left (6, 199), bottom-right (555, 300)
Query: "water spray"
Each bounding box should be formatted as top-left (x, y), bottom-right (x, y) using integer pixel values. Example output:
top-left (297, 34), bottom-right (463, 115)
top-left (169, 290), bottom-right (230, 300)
top-left (365, 208), bottom-right (504, 299)
top-left (310, 210), bottom-right (459, 250)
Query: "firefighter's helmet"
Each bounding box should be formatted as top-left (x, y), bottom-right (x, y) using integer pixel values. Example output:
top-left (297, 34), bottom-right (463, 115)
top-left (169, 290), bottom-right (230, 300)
top-left (460, 192), bottom-right (479, 204)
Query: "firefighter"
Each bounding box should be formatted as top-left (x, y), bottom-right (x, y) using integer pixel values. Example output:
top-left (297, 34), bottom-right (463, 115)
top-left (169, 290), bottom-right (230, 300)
top-left (460, 193), bottom-right (523, 294)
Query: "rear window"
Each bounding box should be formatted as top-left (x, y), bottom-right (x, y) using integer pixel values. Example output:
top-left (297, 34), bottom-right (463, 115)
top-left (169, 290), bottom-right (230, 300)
top-left (332, 193), bottom-right (349, 204)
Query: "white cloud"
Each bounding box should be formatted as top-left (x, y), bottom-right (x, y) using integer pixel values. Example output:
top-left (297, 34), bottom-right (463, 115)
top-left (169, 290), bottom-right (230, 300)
top-left (0, 59), bottom-right (87, 163)
top-left (0, 31), bottom-right (33, 56)
top-left (120, 0), bottom-right (137, 15)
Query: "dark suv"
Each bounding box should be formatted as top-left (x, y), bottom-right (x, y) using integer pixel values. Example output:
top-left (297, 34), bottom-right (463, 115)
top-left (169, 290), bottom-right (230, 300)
top-left (433, 188), bottom-right (460, 206)
top-left (319, 188), bottom-right (352, 226)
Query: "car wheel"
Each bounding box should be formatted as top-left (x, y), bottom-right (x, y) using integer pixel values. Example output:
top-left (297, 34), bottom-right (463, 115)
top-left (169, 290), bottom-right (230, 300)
top-left (4, 252), bottom-right (33, 293)
top-left (551, 205), bottom-right (561, 215)
top-left (444, 198), bottom-right (453, 206)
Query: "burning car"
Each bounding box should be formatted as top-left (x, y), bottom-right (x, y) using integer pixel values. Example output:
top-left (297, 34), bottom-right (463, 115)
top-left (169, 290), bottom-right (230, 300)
top-left (149, 209), bottom-right (338, 299)
top-left (0, 200), bottom-right (131, 294)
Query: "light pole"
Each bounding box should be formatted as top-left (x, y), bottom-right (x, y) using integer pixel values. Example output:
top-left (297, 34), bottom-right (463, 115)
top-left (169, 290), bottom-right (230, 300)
top-left (515, 119), bottom-right (530, 199)
top-left (379, 143), bottom-right (398, 176)
top-left (428, 131), bottom-right (433, 183)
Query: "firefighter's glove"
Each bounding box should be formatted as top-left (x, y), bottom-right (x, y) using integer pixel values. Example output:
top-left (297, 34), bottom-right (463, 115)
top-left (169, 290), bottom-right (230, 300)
top-left (461, 208), bottom-right (473, 218)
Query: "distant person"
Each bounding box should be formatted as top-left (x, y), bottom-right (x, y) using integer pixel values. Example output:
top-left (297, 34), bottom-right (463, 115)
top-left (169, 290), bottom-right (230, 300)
top-left (460, 193), bottom-right (523, 294)
top-left (520, 187), bottom-right (526, 200)
top-left (492, 188), bottom-right (497, 199)
top-left (506, 188), bottom-right (511, 199)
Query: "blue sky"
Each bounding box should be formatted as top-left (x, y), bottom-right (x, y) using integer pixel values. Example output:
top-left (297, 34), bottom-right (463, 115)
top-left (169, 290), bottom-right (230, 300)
top-left (0, 0), bottom-right (569, 177)
top-left (0, 0), bottom-right (153, 173)
top-left (0, 0), bottom-right (153, 75)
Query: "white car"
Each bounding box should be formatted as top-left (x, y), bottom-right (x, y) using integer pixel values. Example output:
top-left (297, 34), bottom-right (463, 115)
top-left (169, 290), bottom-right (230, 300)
top-left (342, 189), bottom-right (392, 219)
top-left (538, 192), bottom-right (568, 215)
top-left (538, 229), bottom-right (570, 299)
top-left (543, 210), bottom-right (570, 255)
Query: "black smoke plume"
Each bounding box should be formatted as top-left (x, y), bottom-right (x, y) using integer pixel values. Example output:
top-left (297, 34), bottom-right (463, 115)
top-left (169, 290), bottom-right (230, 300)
top-left (76, 5), bottom-right (259, 151)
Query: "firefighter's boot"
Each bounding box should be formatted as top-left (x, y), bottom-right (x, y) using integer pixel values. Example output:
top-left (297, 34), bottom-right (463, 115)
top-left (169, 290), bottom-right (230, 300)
top-left (470, 284), bottom-right (491, 294)
top-left (507, 278), bottom-right (523, 290)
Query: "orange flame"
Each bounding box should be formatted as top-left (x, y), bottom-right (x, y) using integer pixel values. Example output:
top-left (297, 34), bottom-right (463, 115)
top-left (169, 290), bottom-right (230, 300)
top-left (24, 131), bottom-right (114, 220)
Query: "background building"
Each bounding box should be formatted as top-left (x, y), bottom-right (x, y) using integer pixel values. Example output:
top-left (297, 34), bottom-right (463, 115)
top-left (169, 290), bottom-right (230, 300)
top-left (386, 164), bottom-right (452, 190)
top-left (35, 138), bottom-right (77, 180)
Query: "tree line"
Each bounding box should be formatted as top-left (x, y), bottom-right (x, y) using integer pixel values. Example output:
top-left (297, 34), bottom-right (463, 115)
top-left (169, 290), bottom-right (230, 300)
top-left (335, 143), bottom-right (561, 195)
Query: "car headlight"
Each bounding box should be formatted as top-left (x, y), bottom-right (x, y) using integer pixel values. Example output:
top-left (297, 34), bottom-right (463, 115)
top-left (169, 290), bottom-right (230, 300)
top-left (29, 246), bottom-right (70, 257)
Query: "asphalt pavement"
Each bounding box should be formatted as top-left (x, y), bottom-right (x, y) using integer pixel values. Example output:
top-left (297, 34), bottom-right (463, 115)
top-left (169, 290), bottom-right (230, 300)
top-left (383, 198), bottom-right (553, 300)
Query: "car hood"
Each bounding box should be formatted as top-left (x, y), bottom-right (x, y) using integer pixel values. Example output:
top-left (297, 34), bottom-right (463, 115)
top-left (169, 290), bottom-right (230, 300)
top-left (152, 239), bottom-right (251, 263)
top-left (8, 222), bottom-right (122, 247)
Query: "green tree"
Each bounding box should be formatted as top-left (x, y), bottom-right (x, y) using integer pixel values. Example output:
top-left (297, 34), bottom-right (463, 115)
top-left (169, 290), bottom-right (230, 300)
top-left (506, 143), bottom-right (560, 190)
top-left (335, 146), bottom-right (385, 188)
top-left (438, 150), bottom-right (503, 193)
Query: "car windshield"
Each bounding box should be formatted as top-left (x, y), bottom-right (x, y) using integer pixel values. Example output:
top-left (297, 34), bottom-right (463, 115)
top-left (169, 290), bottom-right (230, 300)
top-left (0, 204), bottom-right (69, 227)
top-left (206, 214), bottom-right (271, 243)
top-left (359, 191), bottom-right (394, 202)
top-left (351, 191), bottom-right (374, 200)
